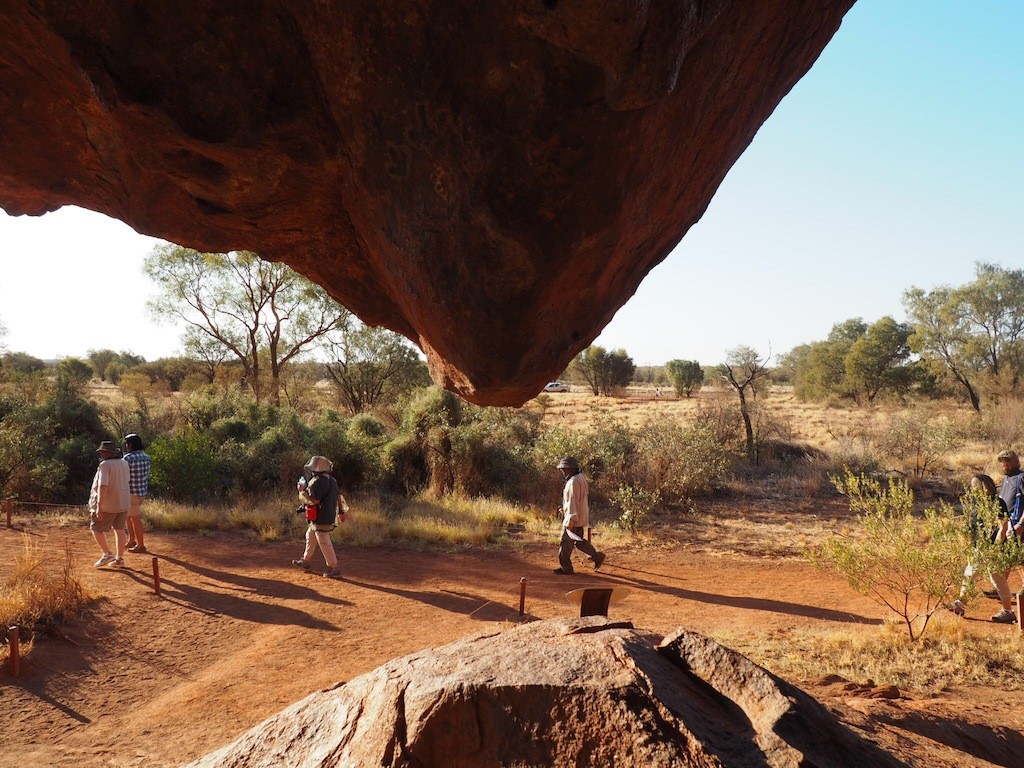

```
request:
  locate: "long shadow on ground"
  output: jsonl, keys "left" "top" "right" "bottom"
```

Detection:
{"left": 343, "top": 577, "right": 532, "bottom": 622}
{"left": 116, "top": 558, "right": 347, "bottom": 631}
{"left": 604, "top": 565, "right": 881, "bottom": 626}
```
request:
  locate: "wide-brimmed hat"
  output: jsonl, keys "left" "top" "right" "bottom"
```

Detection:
{"left": 556, "top": 456, "right": 580, "bottom": 470}
{"left": 96, "top": 440, "right": 121, "bottom": 456}
{"left": 304, "top": 455, "right": 333, "bottom": 473}
{"left": 997, "top": 449, "right": 1019, "bottom": 462}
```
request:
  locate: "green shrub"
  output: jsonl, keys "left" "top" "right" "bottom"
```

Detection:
{"left": 403, "top": 386, "right": 463, "bottom": 436}
{"left": 613, "top": 484, "right": 660, "bottom": 531}
{"left": 383, "top": 435, "right": 428, "bottom": 495}
{"left": 348, "top": 413, "right": 387, "bottom": 439}
{"left": 815, "top": 472, "right": 968, "bottom": 641}
{"left": 149, "top": 432, "right": 218, "bottom": 502}
{"left": 209, "top": 416, "right": 251, "bottom": 443}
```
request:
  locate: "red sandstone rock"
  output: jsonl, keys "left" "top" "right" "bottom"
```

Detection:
{"left": 0, "top": 1, "right": 855, "bottom": 405}
{"left": 184, "top": 618, "right": 906, "bottom": 768}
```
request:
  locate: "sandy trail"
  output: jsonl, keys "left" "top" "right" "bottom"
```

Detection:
{"left": 1, "top": 522, "right": 1022, "bottom": 768}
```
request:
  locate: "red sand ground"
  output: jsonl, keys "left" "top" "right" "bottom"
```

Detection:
{"left": 2, "top": 521, "right": 1023, "bottom": 768}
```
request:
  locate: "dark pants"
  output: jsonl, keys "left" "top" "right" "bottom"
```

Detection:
{"left": 559, "top": 526, "right": 600, "bottom": 572}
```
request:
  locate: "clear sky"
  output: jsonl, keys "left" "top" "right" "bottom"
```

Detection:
{"left": 1, "top": 1, "right": 1021, "bottom": 365}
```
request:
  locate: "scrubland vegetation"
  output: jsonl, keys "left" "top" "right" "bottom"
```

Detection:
{"left": 2, "top": 257, "right": 1024, "bottom": 671}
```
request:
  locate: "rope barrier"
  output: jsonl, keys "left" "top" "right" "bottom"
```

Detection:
{"left": 10, "top": 500, "right": 84, "bottom": 508}
{"left": 466, "top": 578, "right": 527, "bottom": 619}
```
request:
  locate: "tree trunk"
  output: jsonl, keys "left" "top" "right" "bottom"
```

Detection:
{"left": 737, "top": 388, "right": 755, "bottom": 463}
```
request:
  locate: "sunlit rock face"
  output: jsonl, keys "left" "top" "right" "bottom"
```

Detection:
{"left": 0, "top": 1, "right": 854, "bottom": 405}
{"left": 184, "top": 619, "right": 906, "bottom": 768}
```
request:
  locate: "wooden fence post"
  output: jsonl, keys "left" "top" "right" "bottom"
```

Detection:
{"left": 8, "top": 626, "right": 19, "bottom": 677}
{"left": 152, "top": 556, "right": 161, "bottom": 597}
{"left": 4, "top": 498, "right": 12, "bottom": 528}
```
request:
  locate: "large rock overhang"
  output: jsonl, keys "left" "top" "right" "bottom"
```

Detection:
{"left": 0, "top": 1, "right": 856, "bottom": 405}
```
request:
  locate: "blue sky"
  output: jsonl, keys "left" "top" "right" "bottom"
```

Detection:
{"left": 1, "top": 1, "right": 1021, "bottom": 365}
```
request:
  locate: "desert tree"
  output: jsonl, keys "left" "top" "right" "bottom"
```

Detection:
{"left": 785, "top": 318, "right": 866, "bottom": 401}
{"left": 904, "top": 263, "right": 1024, "bottom": 410}
{"left": 144, "top": 245, "right": 348, "bottom": 405}
{"left": 324, "top": 322, "right": 428, "bottom": 413}
{"left": 665, "top": 359, "right": 704, "bottom": 398}
{"left": 571, "top": 346, "right": 635, "bottom": 396}
{"left": 718, "top": 345, "right": 771, "bottom": 463}
{"left": 843, "top": 316, "right": 917, "bottom": 403}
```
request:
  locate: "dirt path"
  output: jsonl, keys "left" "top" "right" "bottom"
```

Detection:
{"left": 2, "top": 522, "right": 1022, "bottom": 767}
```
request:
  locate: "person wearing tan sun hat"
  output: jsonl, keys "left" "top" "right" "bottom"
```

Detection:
{"left": 291, "top": 456, "right": 347, "bottom": 579}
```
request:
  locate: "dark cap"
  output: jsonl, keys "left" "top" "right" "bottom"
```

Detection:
{"left": 556, "top": 456, "right": 580, "bottom": 470}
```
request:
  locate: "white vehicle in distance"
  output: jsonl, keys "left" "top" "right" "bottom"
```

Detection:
{"left": 543, "top": 381, "right": 570, "bottom": 393}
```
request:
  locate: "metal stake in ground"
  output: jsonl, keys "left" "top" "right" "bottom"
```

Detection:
{"left": 152, "top": 556, "right": 161, "bottom": 597}
{"left": 519, "top": 577, "right": 527, "bottom": 616}
{"left": 8, "top": 626, "right": 19, "bottom": 677}
{"left": 586, "top": 527, "right": 592, "bottom": 542}
{"left": 1017, "top": 591, "right": 1022, "bottom": 633}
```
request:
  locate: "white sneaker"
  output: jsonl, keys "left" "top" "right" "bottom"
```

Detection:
{"left": 110, "top": 557, "right": 126, "bottom": 568}
{"left": 94, "top": 553, "right": 116, "bottom": 568}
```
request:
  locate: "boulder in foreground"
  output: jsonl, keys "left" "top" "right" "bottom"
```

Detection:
{"left": 184, "top": 617, "right": 907, "bottom": 767}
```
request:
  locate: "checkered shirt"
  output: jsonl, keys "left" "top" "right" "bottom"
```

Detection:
{"left": 124, "top": 450, "right": 151, "bottom": 496}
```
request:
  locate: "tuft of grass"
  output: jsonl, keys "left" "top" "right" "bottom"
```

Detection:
{"left": 719, "top": 618, "right": 1024, "bottom": 692}
{"left": 0, "top": 537, "right": 92, "bottom": 658}
{"left": 334, "top": 493, "right": 539, "bottom": 551}
{"left": 143, "top": 499, "right": 222, "bottom": 532}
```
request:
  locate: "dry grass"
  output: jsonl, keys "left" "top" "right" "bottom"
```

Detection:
{"left": 334, "top": 494, "right": 540, "bottom": 550}
{"left": 718, "top": 617, "right": 1024, "bottom": 692}
{"left": 0, "top": 537, "right": 93, "bottom": 659}
{"left": 141, "top": 493, "right": 549, "bottom": 551}
{"left": 539, "top": 388, "right": 1013, "bottom": 479}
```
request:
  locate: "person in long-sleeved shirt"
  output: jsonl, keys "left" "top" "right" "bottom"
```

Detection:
{"left": 552, "top": 456, "right": 605, "bottom": 575}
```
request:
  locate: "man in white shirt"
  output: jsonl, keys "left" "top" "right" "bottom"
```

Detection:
{"left": 89, "top": 441, "right": 131, "bottom": 568}
{"left": 553, "top": 456, "right": 606, "bottom": 575}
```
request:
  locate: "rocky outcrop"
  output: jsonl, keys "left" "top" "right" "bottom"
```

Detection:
{"left": 0, "top": 2, "right": 855, "bottom": 404}
{"left": 184, "top": 618, "right": 906, "bottom": 767}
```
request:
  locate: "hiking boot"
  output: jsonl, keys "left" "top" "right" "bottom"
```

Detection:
{"left": 110, "top": 557, "right": 126, "bottom": 568}
{"left": 593, "top": 553, "right": 606, "bottom": 571}
{"left": 322, "top": 567, "right": 342, "bottom": 579}
{"left": 552, "top": 567, "right": 574, "bottom": 575}
{"left": 991, "top": 609, "right": 1017, "bottom": 624}
{"left": 291, "top": 559, "right": 311, "bottom": 570}
{"left": 94, "top": 553, "right": 116, "bottom": 568}
{"left": 948, "top": 599, "right": 966, "bottom": 617}
{"left": 125, "top": 540, "right": 138, "bottom": 550}
{"left": 127, "top": 544, "right": 147, "bottom": 554}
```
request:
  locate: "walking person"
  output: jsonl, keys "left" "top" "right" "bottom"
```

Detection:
{"left": 291, "top": 455, "right": 348, "bottom": 579}
{"left": 122, "top": 433, "right": 151, "bottom": 553}
{"left": 552, "top": 456, "right": 606, "bottom": 575}
{"left": 89, "top": 440, "right": 131, "bottom": 568}
{"left": 990, "top": 449, "right": 1024, "bottom": 624}
{"left": 949, "top": 474, "right": 1004, "bottom": 616}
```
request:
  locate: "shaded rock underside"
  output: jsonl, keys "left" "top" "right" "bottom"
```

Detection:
{"left": 0, "top": 1, "right": 855, "bottom": 404}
